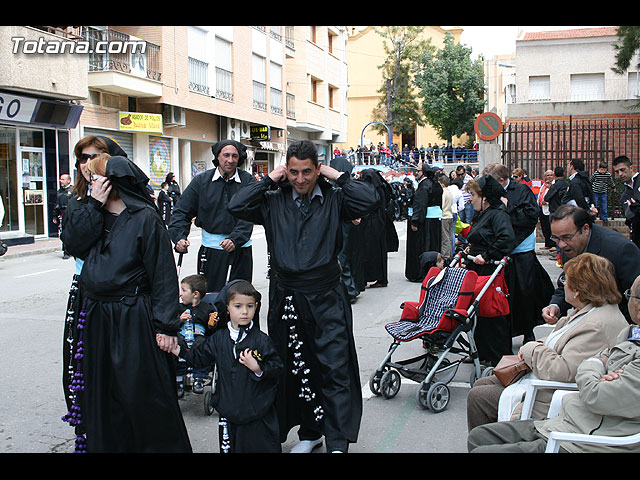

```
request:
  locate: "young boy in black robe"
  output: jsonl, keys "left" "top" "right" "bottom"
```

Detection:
{"left": 169, "top": 280, "right": 283, "bottom": 453}
{"left": 176, "top": 274, "right": 217, "bottom": 396}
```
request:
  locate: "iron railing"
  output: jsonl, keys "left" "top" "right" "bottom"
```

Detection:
{"left": 84, "top": 26, "right": 161, "bottom": 82}
{"left": 501, "top": 116, "right": 640, "bottom": 179}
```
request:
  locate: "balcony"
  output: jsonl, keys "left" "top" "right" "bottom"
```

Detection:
{"left": 84, "top": 27, "right": 162, "bottom": 98}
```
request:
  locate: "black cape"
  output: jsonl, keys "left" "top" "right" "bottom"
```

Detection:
{"left": 360, "top": 169, "right": 394, "bottom": 284}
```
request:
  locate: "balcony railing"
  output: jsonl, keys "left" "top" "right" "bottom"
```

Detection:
{"left": 216, "top": 68, "right": 233, "bottom": 102}
{"left": 270, "top": 88, "right": 282, "bottom": 115}
{"left": 253, "top": 81, "right": 266, "bottom": 111}
{"left": 286, "top": 93, "right": 296, "bottom": 120}
{"left": 188, "top": 57, "right": 209, "bottom": 95}
{"left": 83, "top": 26, "right": 161, "bottom": 82}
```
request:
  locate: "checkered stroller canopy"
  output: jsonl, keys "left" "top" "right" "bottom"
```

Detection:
{"left": 385, "top": 266, "right": 473, "bottom": 342}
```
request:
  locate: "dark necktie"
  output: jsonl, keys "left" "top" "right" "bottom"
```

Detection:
{"left": 300, "top": 196, "right": 311, "bottom": 216}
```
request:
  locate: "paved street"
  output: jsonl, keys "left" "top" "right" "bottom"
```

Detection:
{"left": 0, "top": 220, "right": 561, "bottom": 453}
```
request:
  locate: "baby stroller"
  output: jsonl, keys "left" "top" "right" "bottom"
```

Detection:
{"left": 369, "top": 251, "right": 510, "bottom": 412}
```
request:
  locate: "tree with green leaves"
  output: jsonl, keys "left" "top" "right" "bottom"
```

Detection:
{"left": 372, "top": 26, "right": 434, "bottom": 139}
{"left": 612, "top": 26, "right": 640, "bottom": 108}
{"left": 413, "top": 32, "right": 485, "bottom": 144}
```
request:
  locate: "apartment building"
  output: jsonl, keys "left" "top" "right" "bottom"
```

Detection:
{"left": 0, "top": 26, "right": 86, "bottom": 242}
{"left": 502, "top": 26, "right": 640, "bottom": 175}
{"left": 0, "top": 25, "right": 349, "bottom": 242}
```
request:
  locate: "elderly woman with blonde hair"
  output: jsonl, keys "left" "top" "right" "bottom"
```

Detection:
{"left": 467, "top": 252, "right": 628, "bottom": 431}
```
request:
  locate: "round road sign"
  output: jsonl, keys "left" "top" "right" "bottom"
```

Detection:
{"left": 474, "top": 112, "right": 503, "bottom": 141}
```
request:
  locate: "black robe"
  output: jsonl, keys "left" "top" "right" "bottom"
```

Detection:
{"left": 168, "top": 168, "right": 255, "bottom": 292}
{"left": 228, "top": 173, "right": 378, "bottom": 452}
{"left": 465, "top": 204, "right": 517, "bottom": 364}
{"left": 503, "top": 180, "right": 554, "bottom": 339}
{"left": 360, "top": 169, "right": 393, "bottom": 285}
{"left": 157, "top": 189, "right": 172, "bottom": 226}
{"left": 178, "top": 296, "right": 282, "bottom": 453}
{"left": 65, "top": 157, "right": 191, "bottom": 453}
{"left": 406, "top": 176, "right": 442, "bottom": 282}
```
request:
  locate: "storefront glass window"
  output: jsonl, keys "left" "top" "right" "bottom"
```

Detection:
{"left": 0, "top": 126, "right": 18, "bottom": 232}
{"left": 19, "top": 129, "right": 44, "bottom": 148}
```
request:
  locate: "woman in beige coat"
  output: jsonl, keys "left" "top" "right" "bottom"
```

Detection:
{"left": 466, "top": 253, "right": 627, "bottom": 431}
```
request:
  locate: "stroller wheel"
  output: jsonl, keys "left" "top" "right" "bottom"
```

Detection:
{"left": 380, "top": 370, "right": 401, "bottom": 399}
{"left": 416, "top": 382, "right": 450, "bottom": 412}
{"left": 368, "top": 370, "right": 383, "bottom": 396}
{"left": 204, "top": 390, "right": 214, "bottom": 416}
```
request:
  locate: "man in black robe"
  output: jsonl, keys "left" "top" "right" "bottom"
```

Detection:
{"left": 168, "top": 140, "right": 255, "bottom": 293}
{"left": 484, "top": 163, "right": 553, "bottom": 343}
{"left": 228, "top": 140, "right": 378, "bottom": 453}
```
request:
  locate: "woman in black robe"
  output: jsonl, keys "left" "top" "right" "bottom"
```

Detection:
{"left": 463, "top": 174, "right": 516, "bottom": 365}
{"left": 60, "top": 135, "right": 129, "bottom": 449}
{"left": 63, "top": 153, "right": 191, "bottom": 453}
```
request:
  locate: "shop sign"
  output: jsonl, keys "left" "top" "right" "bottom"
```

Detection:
{"left": 119, "top": 111, "right": 163, "bottom": 133}
{"left": 0, "top": 92, "right": 39, "bottom": 124}
{"left": 250, "top": 125, "right": 270, "bottom": 141}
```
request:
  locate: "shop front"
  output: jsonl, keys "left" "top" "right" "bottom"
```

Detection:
{"left": 0, "top": 91, "right": 81, "bottom": 243}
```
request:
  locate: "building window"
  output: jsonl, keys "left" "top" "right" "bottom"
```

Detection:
{"left": 216, "top": 36, "right": 233, "bottom": 101}
{"left": 253, "top": 54, "right": 266, "bottom": 110}
{"left": 310, "top": 26, "right": 317, "bottom": 44}
{"left": 311, "top": 77, "right": 319, "bottom": 103}
{"left": 570, "top": 73, "right": 604, "bottom": 101}
{"left": 628, "top": 71, "right": 640, "bottom": 99}
{"left": 328, "top": 85, "right": 336, "bottom": 109}
{"left": 528, "top": 75, "right": 550, "bottom": 102}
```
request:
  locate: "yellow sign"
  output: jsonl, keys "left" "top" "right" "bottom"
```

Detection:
{"left": 118, "top": 111, "right": 163, "bottom": 133}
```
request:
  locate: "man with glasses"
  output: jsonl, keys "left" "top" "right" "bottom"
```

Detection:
{"left": 542, "top": 204, "right": 640, "bottom": 324}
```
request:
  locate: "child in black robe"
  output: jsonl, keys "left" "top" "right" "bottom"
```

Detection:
{"left": 169, "top": 279, "right": 283, "bottom": 453}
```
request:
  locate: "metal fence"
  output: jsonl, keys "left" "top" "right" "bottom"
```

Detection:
{"left": 501, "top": 116, "right": 640, "bottom": 179}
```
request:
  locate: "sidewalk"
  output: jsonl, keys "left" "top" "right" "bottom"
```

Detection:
{"left": 0, "top": 237, "right": 63, "bottom": 260}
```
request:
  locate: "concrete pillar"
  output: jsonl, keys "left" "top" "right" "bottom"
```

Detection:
{"left": 478, "top": 141, "right": 501, "bottom": 173}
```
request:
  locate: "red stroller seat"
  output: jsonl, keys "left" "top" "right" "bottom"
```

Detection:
{"left": 385, "top": 266, "right": 478, "bottom": 341}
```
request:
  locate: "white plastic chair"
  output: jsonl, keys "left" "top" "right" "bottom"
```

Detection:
{"left": 519, "top": 379, "right": 577, "bottom": 420}
{"left": 542, "top": 383, "right": 640, "bottom": 453}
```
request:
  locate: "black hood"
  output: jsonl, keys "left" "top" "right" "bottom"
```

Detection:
{"left": 476, "top": 174, "right": 505, "bottom": 207}
{"left": 330, "top": 156, "right": 353, "bottom": 175}
{"left": 212, "top": 279, "right": 262, "bottom": 326}
{"left": 211, "top": 140, "right": 247, "bottom": 168}
{"left": 105, "top": 155, "right": 158, "bottom": 214}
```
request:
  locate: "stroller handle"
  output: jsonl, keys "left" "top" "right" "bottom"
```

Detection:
{"left": 449, "top": 251, "right": 510, "bottom": 268}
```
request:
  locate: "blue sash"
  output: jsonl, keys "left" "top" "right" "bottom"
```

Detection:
{"left": 202, "top": 230, "right": 252, "bottom": 249}
{"left": 511, "top": 230, "right": 536, "bottom": 254}
{"left": 426, "top": 206, "right": 442, "bottom": 219}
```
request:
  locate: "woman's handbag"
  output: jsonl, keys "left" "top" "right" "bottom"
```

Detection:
{"left": 493, "top": 355, "right": 531, "bottom": 386}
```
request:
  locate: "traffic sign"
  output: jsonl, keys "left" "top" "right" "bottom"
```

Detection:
{"left": 474, "top": 112, "right": 503, "bottom": 141}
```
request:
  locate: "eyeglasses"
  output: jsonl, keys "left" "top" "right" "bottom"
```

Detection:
{"left": 624, "top": 289, "right": 640, "bottom": 301}
{"left": 77, "top": 153, "right": 99, "bottom": 164}
{"left": 550, "top": 228, "right": 582, "bottom": 244}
